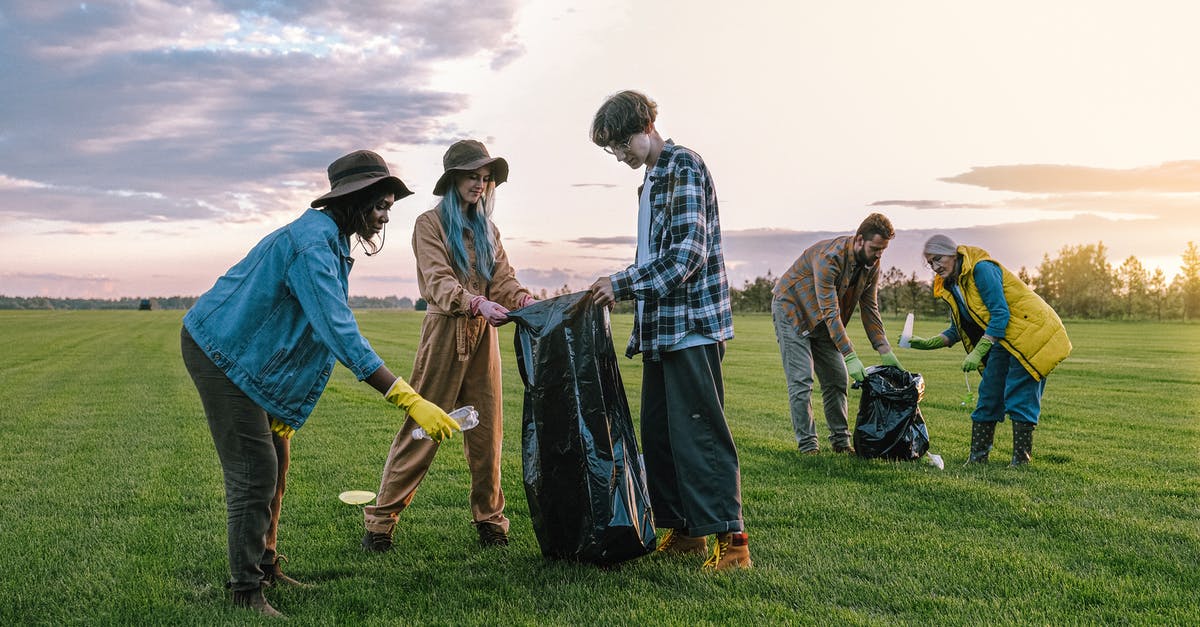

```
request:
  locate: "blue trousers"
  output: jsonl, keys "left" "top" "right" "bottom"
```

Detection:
{"left": 971, "top": 345, "right": 1047, "bottom": 425}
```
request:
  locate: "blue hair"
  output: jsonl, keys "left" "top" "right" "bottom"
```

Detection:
{"left": 438, "top": 186, "right": 496, "bottom": 281}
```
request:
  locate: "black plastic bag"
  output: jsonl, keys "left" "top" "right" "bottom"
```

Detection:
{"left": 507, "top": 291, "right": 656, "bottom": 565}
{"left": 852, "top": 365, "right": 930, "bottom": 460}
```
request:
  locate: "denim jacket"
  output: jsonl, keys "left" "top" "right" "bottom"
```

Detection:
{"left": 183, "top": 209, "right": 384, "bottom": 430}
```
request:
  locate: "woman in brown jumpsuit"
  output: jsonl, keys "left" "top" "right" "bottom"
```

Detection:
{"left": 363, "top": 140, "right": 533, "bottom": 549}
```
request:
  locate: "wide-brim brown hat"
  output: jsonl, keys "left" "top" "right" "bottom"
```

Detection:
{"left": 311, "top": 150, "right": 414, "bottom": 208}
{"left": 432, "top": 140, "right": 509, "bottom": 196}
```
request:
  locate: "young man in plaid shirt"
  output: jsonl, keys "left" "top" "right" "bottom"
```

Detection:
{"left": 588, "top": 90, "right": 750, "bottom": 571}
{"left": 771, "top": 213, "right": 904, "bottom": 454}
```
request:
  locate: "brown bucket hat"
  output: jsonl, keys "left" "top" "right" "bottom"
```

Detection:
{"left": 310, "top": 150, "right": 414, "bottom": 208}
{"left": 432, "top": 140, "right": 510, "bottom": 196}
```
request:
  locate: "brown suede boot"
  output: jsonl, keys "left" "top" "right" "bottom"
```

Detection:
{"left": 655, "top": 528, "right": 708, "bottom": 556}
{"left": 261, "top": 554, "right": 311, "bottom": 588}
{"left": 232, "top": 586, "right": 284, "bottom": 618}
{"left": 701, "top": 532, "right": 752, "bottom": 571}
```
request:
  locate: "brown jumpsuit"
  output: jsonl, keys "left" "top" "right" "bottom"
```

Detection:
{"left": 364, "top": 208, "right": 530, "bottom": 534}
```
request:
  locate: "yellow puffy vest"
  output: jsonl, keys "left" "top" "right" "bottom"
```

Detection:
{"left": 932, "top": 246, "right": 1072, "bottom": 380}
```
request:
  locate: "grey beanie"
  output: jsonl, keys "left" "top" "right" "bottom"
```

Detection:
{"left": 923, "top": 234, "right": 958, "bottom": 256}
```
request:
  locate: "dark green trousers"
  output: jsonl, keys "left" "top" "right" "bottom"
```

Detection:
{"left": 181, "top": 328, "right": 288, "bottom": 591}
{"left": 640, "top": 342, "right": 744, "bottom": 537}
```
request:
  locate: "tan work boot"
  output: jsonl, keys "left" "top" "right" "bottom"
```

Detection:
{"left": 655, "top": 528, "right": 708, "bottom": 556}
{"left": 702, "top": 532, "right": 752, "bottom": 571}
{"left": 232, "top": 586, "right": 284, "bottom": 618}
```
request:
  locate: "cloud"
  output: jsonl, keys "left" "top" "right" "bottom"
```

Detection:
{"left": 870, "top": 199, "right": 993, "bottom": 210}
{"left": 1, "top": 271, "right": 111, "bottom": 283}
{"left": 569, "top": 236, "right": 636, "bottom": 247}
{"left": 940, "top": 161, "right": 1200, "bottom": 194}
{"left": 39, "top": 226, "right": 119, "bottom": 236}
{"left": 570, "top": 183, "right": 620, "bottom": 188}
{"left": 352, "top": 274, "right": 411, "bottom": 283}
{"left": 0, "top": 1, "right": 524, "bottom": 224}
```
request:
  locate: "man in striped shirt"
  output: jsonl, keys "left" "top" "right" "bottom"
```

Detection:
{"left": 771, "top": 213, "right": 904, "bottom": 454}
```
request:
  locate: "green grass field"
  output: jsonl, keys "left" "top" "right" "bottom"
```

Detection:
{"left": 0, "top": 310, "right": 1197, "bottom": 625}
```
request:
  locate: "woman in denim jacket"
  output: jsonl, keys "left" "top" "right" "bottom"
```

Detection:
{"left": 181, "top": 150, "right": 461, "bottom": 618}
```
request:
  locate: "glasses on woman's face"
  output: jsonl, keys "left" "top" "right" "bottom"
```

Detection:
{"left": 603, "top": 137, "right": 633, "bottom": 156}
{"left": 926, "top": 254, "right": 947, "bottom": 270}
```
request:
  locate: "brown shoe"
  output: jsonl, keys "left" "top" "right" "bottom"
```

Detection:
{"left": 701, "top": 532, "right": 753, "bottom": 571}
{"left": 476, "top": 522, "right": 509, "bottom": 547}
{"left": 232, "top": 586, "right": 284, "bottom": 618}
{"left": 655, "top": 528, "right": 708, "bottom": 556}
{"left": 261, "top": 554, "right": 311, "bottom": 588}
{"left": 362, "top": 530, "right": 394, "bottom": 553}
{"left": 832, "top": 443, "right": 856, "bottom": 454}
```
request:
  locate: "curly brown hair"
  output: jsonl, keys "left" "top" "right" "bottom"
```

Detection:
{"left": 590, "top": 90, "right": 657, "bottom": 147}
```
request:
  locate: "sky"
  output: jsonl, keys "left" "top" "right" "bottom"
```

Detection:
{"left": 2, "top": 0, "right": 1199, "bottom": 300}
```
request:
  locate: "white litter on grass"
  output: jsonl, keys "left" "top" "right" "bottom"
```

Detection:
{"left": 926, "top": 453, "right": 945, "bottom": 470}
{"left": 899, "top": 312, "right": 915, "bottom": 348}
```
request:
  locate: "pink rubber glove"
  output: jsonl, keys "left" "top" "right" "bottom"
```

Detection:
{"left": 519, "top": 294, "right": 537, "bottom": 308}
{"left": 474, "top": 298, "right": 510, "bottom": 326}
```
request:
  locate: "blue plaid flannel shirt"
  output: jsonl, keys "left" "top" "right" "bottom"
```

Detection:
{"left": 610, "top": 141, "right": 734, "bottom": 361}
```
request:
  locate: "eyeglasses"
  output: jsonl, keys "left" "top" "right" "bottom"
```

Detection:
{"left": 602, "top": 138, "right": 633, "bottom": 156}
{"left": 926, "top": 254, "right": 947, "bottom": 269}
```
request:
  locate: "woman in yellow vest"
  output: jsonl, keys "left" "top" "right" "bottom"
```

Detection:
{"left": 906, "top": 235, "right": 1071, "bottom": 466}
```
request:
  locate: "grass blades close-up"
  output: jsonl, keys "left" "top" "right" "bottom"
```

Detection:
{"left": 0, "top": 310, "right": 1197, "bottom": 625}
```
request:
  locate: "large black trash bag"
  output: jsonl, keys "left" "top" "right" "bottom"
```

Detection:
{"left": 852, "top": 365, "right": 930, "bottom": 460}
{"left": 507, "top": 291, "right": 656, "bottom": 565}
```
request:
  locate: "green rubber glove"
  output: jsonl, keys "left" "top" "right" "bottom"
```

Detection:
{"left": 880, "top": 350, "right": 903, "bottom": 370}
{"left": 962, "top": 338, "right": 994, "bottom": 372}
{"left": 844, "top": 352, "right": 866, "bottom": 383}
{"left": 907, "top": 335, "right": 946, "bottom": 350}
{"left": 385, "top": 379, "right": 461, "bottom": 442}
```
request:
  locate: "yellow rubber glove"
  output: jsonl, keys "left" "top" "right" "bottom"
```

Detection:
{"left": 962, "top": 337, "right": 994, "bottom": 372}
{"left": 879, "top": 350, "right": 903, "bottom": 370}
{"left": 844, "top": 352, "right": 866, "bottom": 383}
{"left": 385, "top": 379, "right": 460, "bottom": 442}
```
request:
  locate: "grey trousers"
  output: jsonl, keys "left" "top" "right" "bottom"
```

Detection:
{"left": 771, "top": 298, "right": 850, "bottom": 451}
{"left": 181, "top": 328, "right": 289, "bottom": 591}
{"left": 640, "top": 342, "right": 744, "bottom": 537}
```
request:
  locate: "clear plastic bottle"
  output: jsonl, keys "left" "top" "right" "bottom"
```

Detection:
{"left": 411, "top": 405, "right": 479, "bottom": 440}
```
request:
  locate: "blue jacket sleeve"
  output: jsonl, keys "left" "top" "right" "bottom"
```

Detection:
{"left": 973, "top": 261, "right": 1009, "bottom": 339}
{"left": 286, "top": 245, "right": 384, "bottom": 380}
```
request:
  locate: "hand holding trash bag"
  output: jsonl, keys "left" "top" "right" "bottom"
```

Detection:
{"left": 962, "top": 337, "right": 994, "bottom": 372}
{"left": 844, "top": 352, "right": 866, "bottom": 382}
{"left": 907, "top": 335, "right": 946, "bottom": 350}
{"left": 471, "top": 295, "right": 511, "bottom": 326}
{"left": 879, "top": 350, "right": 904, "bottom": 370}
{"left": 385, "top": 379, "right": 460, "bottom": 442}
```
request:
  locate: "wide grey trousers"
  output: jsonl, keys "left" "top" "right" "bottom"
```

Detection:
{"left": 771, "top": 298, "right": 851, "bottom": 451}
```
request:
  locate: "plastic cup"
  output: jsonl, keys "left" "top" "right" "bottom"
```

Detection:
{"left": 412, "top": 405, "right": 479, "bottom": 440}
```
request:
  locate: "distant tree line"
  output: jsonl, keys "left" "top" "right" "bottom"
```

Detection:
{"left": 727, "top": 241, "right": 1200, "bottom": 321}
{"left": 0, "top": 294, "right": 416, "bottom": 310}
{"left": 6, "top": 241, "right": 1197, "bottom": 319}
